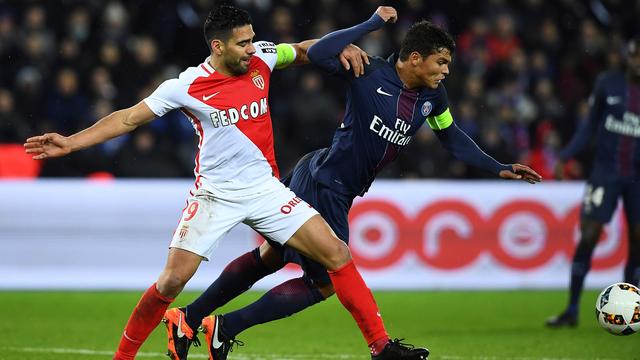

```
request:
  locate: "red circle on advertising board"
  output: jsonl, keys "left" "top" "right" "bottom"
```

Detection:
{"left": 487, "top": 201, "right": 560, "bottom": 269}
{"left": 413, "top": 200, "right": 485, "bottom": 269}
{"left": 348, "top": 200, "right": 409, "bottom": 269}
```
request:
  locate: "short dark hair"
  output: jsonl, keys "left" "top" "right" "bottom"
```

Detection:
{"left": 203, "top": 5, "right": 252, "bottom": 50}
{"left": 399, "top": 21, "right": 456, "bottom": 61}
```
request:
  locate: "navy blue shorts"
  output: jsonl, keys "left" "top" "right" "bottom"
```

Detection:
{"left": 270, "top": 150, "right": 353, "bottom": 285}
{"left": 581, "top": 175, "right": 640, "bottom": 224}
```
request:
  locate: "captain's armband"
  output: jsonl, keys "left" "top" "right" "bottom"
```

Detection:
{"left": 426, "top": 108, "right": 453, "bottom": 130}
{"left": 275, "top": 43, "right": 297, "bottom": 69}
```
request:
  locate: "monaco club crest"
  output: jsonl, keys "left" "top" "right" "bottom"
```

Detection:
{"left": 251, "top": 70, "right": 265, "bottom": 90}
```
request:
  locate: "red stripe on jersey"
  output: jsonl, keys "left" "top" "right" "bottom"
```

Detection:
{"left": 200, "top": 64, "right": 212, "bottom": 75}
{"left": 187, "top": 56, "right": 280, "bottom": 178}
{"left": 181, "top": 107, "right": 204, "bottom": 189}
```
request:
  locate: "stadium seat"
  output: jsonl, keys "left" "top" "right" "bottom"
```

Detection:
{"left": 0, "top": 144, "right": 41, "bottom": 178}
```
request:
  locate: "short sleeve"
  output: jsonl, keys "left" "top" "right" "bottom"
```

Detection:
{"left": 143, "top": 78, "right": 183, "bottom": 117}
{"left": 253, "top": 41, "right": 282, "bottom": 71}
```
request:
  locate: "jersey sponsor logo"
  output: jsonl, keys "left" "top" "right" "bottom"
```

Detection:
{"left": 369, "top": 115, "right": 412, "bottom": 146}
{"left": 202, "top": 92, "right": 220, "bottom": 101}
{"left": 251, "top": 70, "right": 265, "bottom": 90}
{"left": 376, "top": 87, "right": 393, "bottom": 97}
{"left": 261, "top": 48, "right": 277, "bottom": 54}
{"left": 421, "top": 101, "right": 433, "bottom": 116}
{"left": 209, "top": 97, "right": 268, "bottom": 128}
{"left": 604, "top": 111, "right": 640, "bottom": 137}
{"left": 280, "top": 196, "right": 304, "bottom": 214}
{"left": 258, "top": 42, "right": 275, "bottom": 48}
{"left": 606, "top": 96, "right": 622, "bottom": 105}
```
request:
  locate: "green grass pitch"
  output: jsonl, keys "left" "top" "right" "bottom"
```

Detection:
{"left": 1, "top": 290, "right": 638, "bottom": 359}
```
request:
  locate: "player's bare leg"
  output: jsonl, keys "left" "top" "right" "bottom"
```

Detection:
{"left": 114, "top": 248, "right": 202, "bottom": 360}
{"left": 546, "top": 219, "right": 603, "bottom": 328}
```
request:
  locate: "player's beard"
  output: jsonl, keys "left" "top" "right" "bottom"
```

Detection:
{"left": 226, "top": 56, "right": 251, "bottom": 75}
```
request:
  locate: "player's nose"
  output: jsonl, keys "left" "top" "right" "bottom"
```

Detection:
{"left": 247, "top": 43, "right": 256, "bottom": 55}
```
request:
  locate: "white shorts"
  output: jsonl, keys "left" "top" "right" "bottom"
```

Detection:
{"left": 170, "top": 177, "right": 318, "bottom": 260}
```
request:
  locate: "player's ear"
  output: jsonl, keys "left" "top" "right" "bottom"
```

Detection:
{"left": 409, "top": 51, "right": 422, "bottom": 66}
{"left": 211, "top": 39, "right": 224, "bottom": 56}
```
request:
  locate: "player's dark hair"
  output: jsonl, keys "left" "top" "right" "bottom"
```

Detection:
{"left": 399, "top": 21, "right": 456, "bottom": 61}
{"left": 203, "top": 5, "right": 252, "bottom": 50}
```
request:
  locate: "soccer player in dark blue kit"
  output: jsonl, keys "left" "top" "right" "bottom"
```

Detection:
{"left": 165, "top": 7, "right": 541, "bottom": 360}
{"left": 546, "top": 37, "right": 640, "bottom": 328}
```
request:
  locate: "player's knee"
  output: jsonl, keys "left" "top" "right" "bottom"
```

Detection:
{"left": 580, "top": 219, "right": 603, "bottom": 248}
{"left": 156, "top": 271, "right": 189, "bottom": 298}
{"left": 322, "top": 240, "right": 352, "bottom": 270}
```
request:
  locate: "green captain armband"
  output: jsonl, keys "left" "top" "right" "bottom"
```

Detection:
{"left": 275, "top": 43, "right": 297, "bottom": 69}
{"left": 426, "top": 108, "right": 453, "bottom": 130}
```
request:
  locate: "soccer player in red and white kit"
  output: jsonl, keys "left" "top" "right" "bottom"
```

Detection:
{"left": 24, "top": 5, "right": 427, "bottom": 360}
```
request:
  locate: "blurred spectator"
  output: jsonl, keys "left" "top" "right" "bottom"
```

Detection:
{"left": 0, "top": 89, "right": 28, "bottom": 143}
{"left": 114, "top": 128, "right": 187, "bottom": 177}
{"left": 0, "top": 0, "right": 635, "bottom": 179}
{"left": 45, "top": 68, "right": 91, "bottom": 134}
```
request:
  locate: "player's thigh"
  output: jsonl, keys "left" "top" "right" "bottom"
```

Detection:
{"left": 171, "top": 189, "right": 245, "bottom": 261}
{"left": 245, "top": 177, "right": 320, "bottom": 246}
{"left": 580, "top": 178, "right": 622, "bottom": 223}
{"left": 286, "top": 215, "right": 350, "bottom": 270}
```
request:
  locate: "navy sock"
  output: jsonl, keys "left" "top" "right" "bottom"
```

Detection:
{"left": 185, "top": 248, "right": 274, "bottom": 331}
{"left": 221, "top": 277, "right": 326, "bottom": 338}
{"left": 567, "top": 246, "right": 594, "bottom": 313}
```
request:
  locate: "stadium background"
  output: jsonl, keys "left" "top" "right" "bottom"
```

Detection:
{"left": 1, "top": 0, "right": 638, "bottom": 289}
{"left": 2, "top": 1, "right": 640, "bottom": 359}
{"left": 2, "top": 0, "right": 639, "bottom": 179}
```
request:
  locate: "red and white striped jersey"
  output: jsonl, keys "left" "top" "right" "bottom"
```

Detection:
{"left": 143, "top": 41, "right": 293, "bottom": 195}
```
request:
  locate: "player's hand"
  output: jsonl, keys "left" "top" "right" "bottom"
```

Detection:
{"left": 24, "top": 133, "right": 73, "bottom": 160}
{"left": 554, "top": 161, "right": 565, "bottom": 180}
{"left": 339, "top": 44, "right": 369, "bottom": 78}
{"left": 499, "top": 163, "right": 542, "bottom": 184}
{"left": 375, "top": 6, "right": 397, "bottom": 23}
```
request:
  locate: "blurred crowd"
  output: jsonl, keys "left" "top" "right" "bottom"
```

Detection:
{"left": 1, "top": 0, "right": 639, "bottom": 179}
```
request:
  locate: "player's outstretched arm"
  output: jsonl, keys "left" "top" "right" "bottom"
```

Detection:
{"left": 24, "top": 101, "right": 155, "bottom": 160}
{"left": 434, "top": 121, "right": 541, "bottom": 183}
{"left": 286, "top": 40, "right": 369, "bottom": 77}
{"left": 307, "top": 6, "right": 396, "bottom": 73}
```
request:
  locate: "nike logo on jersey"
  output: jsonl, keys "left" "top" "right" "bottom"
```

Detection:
{"left": 376, "top": 87, "right": 393, "bottom": 97}
{"left": 606, "top": 96, "right": 622, "bottom": 105}
{"left": 203, "top": 92, "right": 220, "bottom": 101}
{"left": 176, "top": 312, "right": 186, "bottom": 338}
{"left": 212, "top": 317, "right": 223, "bottom": 349}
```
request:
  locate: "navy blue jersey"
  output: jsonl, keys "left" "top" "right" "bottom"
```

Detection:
{"left": 309, "top": 54, "right": 450, "bottom": 196}
{"left": 306, "top": 13, "right": 508, "bottom": 197}
{"left": 560, "top": 71, "right": 640, "bottom": 180}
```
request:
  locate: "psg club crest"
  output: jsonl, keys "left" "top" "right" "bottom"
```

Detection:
{"left": 421, "top": 101, "right": 433, "bottom": 116}
{"left": 251, "top": 70, "right": 265, "bottom": 90}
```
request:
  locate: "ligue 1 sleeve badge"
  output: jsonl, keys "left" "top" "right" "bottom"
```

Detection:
{"left": 421, "top": 101, "right": 433, "bottom": 116}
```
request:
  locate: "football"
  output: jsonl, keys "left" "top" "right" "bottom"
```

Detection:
{"left": 595, "top": 282, "right": 640, "bottom": 335}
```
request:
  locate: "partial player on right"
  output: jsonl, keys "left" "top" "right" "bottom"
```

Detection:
{"left": 546, "top": 37, "right": 640, "bottom": 328}
{"left": 165, "top": 6, "right": 541, "bottom": 360}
